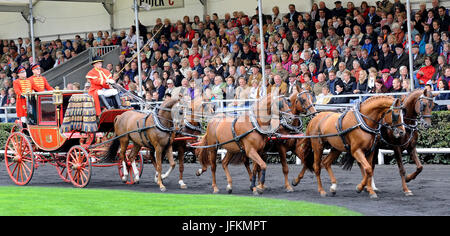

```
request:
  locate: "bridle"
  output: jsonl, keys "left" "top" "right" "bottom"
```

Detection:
{"left": 296, "top": 91, "right": 317, "bottom": 116}
{"left": 415, "top": 95, "right": 434, "bottom": 125}
{"left": 356, "top": 98, "right": 405, "bottom": 135}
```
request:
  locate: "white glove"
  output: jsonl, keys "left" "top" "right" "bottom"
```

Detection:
{"left": 107, "top": 79, "right": 116, "bottom": 85}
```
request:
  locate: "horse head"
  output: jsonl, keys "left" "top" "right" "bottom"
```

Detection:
{"left": 292, "top": 86, "right": 317, "bottom": 116}
{"left": 415, "top": 89, "right": 434, "bottom": 129}
{"left": 253, "top": 94, "right": 291, "bottom": 126}
{"left": 158, "top": 98, "right": 181, "bottom": 130}
{"left": 384, "top": 97, "right": 407, "bottom": 139}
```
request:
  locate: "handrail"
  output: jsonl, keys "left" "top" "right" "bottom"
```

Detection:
{"left": 0, "top": 106, "right": 18, "bottom": 124}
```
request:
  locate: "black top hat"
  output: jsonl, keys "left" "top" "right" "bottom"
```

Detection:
{"left": 91, "top": 56, "right": 104, "bottom": 64}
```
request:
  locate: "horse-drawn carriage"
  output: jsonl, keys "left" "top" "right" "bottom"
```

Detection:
{"left": 3, "top": 88, "right": 144, "bottom": 188}
{"left": 3, "top": 85, "right": 435, "bottom": 198}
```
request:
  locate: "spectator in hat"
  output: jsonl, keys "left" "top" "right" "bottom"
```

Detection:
{"left": 381, "top": 69, "right": 394, "bottom": 91}
{"left": 390, "top": 44, "right": 409, "bottom": 76}
{"left": 332, "top": 1, "right": 347, "bottom": 19}
{"left": 38, "top": 51, "right": 55, "bottom": 72}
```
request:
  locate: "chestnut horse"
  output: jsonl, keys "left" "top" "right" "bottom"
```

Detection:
{"left": 171, "top": 97, "right": 210, "bottom": 189}
{"left": 257, "top": 87, "right": 317, "bottom": 192}
{"left": 195, "top": 94, "right": 291, "bottom": 195}
{"left": 369, "top": 89, "right": 434, "bottom": 196}
{"left": 104, "top": 99, "right": 180, "bottom": 192}
{"left": 293, "top": 96, "right": 406, "bottom": 198}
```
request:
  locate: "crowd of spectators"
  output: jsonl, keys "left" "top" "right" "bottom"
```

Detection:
{"left": 1, "top": 0, "right": 450, "bottom": 118}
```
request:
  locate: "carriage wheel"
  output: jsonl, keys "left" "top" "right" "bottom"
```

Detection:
{"left": 118, "top": 147, "right": 144, "bottom": 185}
{"left": 4, "top": 132, "right": 35, "bottom": 186}
{"left": 66, "top": 146, "right": 91, "bottom": 188}
{"left": 55, "top": 159, "right": 71, "bottom": 183}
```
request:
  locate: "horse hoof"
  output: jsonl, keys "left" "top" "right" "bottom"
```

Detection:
{"left": 160, "top": 186, "right": 167, "bottom": 192}
{"left": 213, "top": 189, "right": 220, "bottom": 194}
{"left": 356, "top": 185, "right": 363, "bottom": 193}
{"left": 292, "top": 179, "right": 299, "bottom": 187}
{"left": 122, "top": 176, "right": 128, "bottom": 183}
{"left": 404, "top": 191, "right": 414, "bottom": 197}
{"left": 179, "top": 180, "right": 187, "bottom": 189}
{"left": 253, "top": 190, "right": 260, "bottom": 196}
{"left": 320, "top": 192, "right": 327, "bottom": 197}
{"left": 370, "top": 193, "right": 378, "bottom": 199}
{"left": 330, "top": 191, "right": 336, "bottom": 197}
{"left": 196, "top": 169, "right": 204, "bottom": 177}
{"left": 256, "top": 187, "right": 264, "bottom": 195}
{"left": 285, "top": 187, "right": 294, "bottom": 193}
{"left": 226, "top": 185, "right": 232, "bottom": 194}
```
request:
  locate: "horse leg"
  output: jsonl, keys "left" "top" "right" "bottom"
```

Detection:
{"left": 161, "top": 144, "right": 176, "bottom": 181}
{"left": 129, "top": 144, "right": 142, "bottom": 183}
{"left": 292, "top": 145, "right": 307, "bottom": 187}
{"left": 246, "top": 148, "right": 267, "bottom": 195}
{"left": 312, "top": 144, "right": 327, "bottom": 197}
{"left": 243, "top": 157, "right": 254, "bottom": 191}
{"left": 322, "top": 149, "right": 341, "bottom": 196}
{"left": 371, "top": 148, "right": 380, "bottom": 192}
{"left": 119, "top": 139, "right": 129, "bottom": 183}
{"left": 393, "top": 147, "right": 414, "bottom": 196}
{"left": 279, "top": 145, "right": 294, "bottom": 193}
{"left": 177, "top": 145, "right": 187, "bottom": 189}
{"left": 406, "top": 147, "right": 423, "bottom": 183}
{"left": 222, "top": 152, "right": 233, "bottom": 194}
{"left": 209, "top": 149, "right": 219, "bottom": 194}
{"left": 154, "top": 146, "right": 166, "bottom": 192}
{"left": 353, "top": 149, "right": 377, "bottom": 198}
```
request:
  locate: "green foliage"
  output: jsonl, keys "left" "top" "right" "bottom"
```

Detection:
{"left": 417, "top": 111, "right": 450, "bottom": 164}
{"left": 0, "top": 123, "right": 13, "bottom": 151}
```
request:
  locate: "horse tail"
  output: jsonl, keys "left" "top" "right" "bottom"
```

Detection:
{"left": 301, "top": 138, "right": 315, "bottom": 172}
{"left": 195, "top": 135, "right": 210, "bottom": 167}
{"left": 228, "top": 152, "right": 246, "bottom": 165}
{"left": 340, "top": 152, "right": 355, "bottom": 171}
{"left": 103, "top": 138, "right": 120, "bottom": 162}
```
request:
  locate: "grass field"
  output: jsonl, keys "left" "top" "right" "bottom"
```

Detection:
{"left": 0, "top": 186, "right": 361, "bottom": 216}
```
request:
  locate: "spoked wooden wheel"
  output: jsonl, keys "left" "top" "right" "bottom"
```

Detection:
{"left": 55, "top": 160, "right": 71, "bottom": 183}
{"left": 118, "top": 147, "right": 144, "bottom": 185}
{"left": 4, "top": 132, "right": 35, "bottom": 186}
{"left": 66, "top": 145, "right": 91, "bottom": 188}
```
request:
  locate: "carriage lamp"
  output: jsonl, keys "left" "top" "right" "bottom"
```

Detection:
{"left": 53, "top": 87, "right": 63, "bottom": 106}
{"left": 53, "top": 87, "right": 63, "bottom": 126}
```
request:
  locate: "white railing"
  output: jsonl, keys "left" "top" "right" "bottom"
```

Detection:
{"left": 88, "top": 45, "right": 119, "bottom": 61}
{"left": 0, "top": 107, "right": 18, "bottom": 124}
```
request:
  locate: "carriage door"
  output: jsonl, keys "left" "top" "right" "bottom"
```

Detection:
{"left": 27, "top": 95, "right": 65, "bottom": 151}
{"left": 39, "top": 96, "right": 57, "bottom": 125}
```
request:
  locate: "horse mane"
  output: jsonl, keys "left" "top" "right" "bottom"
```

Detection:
{"left": 253, "top": 94, "right": 272, "bottom": 112}
{"left": 161, "top": 99, "right": 179, "bottom": 109}
{"left": 361, "top": 95, "right": 395, "bottom": 106}
{"left": 403, "top": 89, "right": 424, "bottom": 109}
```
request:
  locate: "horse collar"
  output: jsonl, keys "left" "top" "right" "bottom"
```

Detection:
{"left": 152, "top": 109, "right": 174, "bottom": 133}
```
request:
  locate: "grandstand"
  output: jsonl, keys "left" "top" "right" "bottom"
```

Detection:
{"left": 0, "top": 0, "right": 450, "bottom": 123}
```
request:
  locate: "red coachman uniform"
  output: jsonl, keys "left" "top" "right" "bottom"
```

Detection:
{"left": 13, "top": 67, "right": 32, "bottom": 118}
{"left": 86, "top": 66, "right": 113, "bottom": 116}
{"left": 29, "top": 64, "right": 54, "bottom": 92}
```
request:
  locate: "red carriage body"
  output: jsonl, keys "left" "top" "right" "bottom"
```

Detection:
{"left": 3, "top": 89, "right": 143, "bottom": 187}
